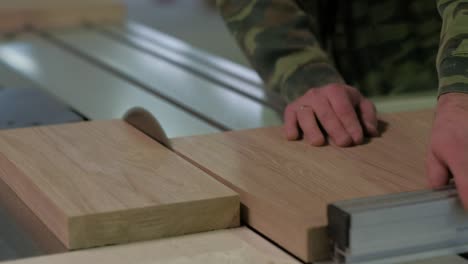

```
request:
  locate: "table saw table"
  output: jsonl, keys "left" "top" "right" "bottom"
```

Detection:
{"left": 0, "top": 13, "right": 455, "bottom": 264}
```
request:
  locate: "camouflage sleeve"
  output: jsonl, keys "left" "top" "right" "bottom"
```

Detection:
{"left": 216, "top": 0, "right": 344, "bottom": 102}
{"left": 437, "top": 0, "right": 468, "bottom": 95}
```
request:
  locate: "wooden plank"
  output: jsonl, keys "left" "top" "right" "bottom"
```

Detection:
{"left": 404, "top": 256, "right": 468, "bottom": 264}
{"left": 316, "top": 255, "right": 468, "bottom": 264}
{"left": 0, "top": 0, "right": 125, "bottom": 33}
{"left": 0, "top": 228, "right": 300, "bottom": 264}
{"left": 50, "top": 29, "right": 283, "bottom": 130}
{"left": 0, "top": 120, "right": 239, "bottom": 250}
{"left": 0, "top": 166, "right": 65, "bottom": 257}
{"left": 0, "top": 34, "right": 220, "bottom": 137}
{"left": 172, "top": 110, "right": 434, "bottom": 262}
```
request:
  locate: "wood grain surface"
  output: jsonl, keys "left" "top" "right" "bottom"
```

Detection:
{"left": 0, "top": 120, "right": 239, "bottom": 250}
{"left": 0, "top": 228, "right": 300, "bottom": 264}
{"left": 0, "top": 0, "right": 125, "bottom": 33}
{"left": 173, "top": 110, "right": 434, "bottom": 262}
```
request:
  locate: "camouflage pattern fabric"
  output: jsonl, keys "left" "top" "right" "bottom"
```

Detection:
{"left": 217, "top": 0, "right": 468, "bottom": 102}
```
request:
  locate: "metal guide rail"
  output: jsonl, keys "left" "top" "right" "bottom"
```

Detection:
{"left": 0, "top": 21, "right": 284, "bottom": 139}
{"left": 328, "top": 186, "right": 468, "bottom": 264}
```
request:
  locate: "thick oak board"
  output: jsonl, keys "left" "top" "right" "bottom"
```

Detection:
{"left": 0, "top": 0, "right": 125, "bottom": 33}
{"left": 0, "top": 228, "right": 300, "bottom": 264}
{"left": 0, "top": 164, "right": 66, "bottom": 256}
{"left": 0, "top": 120, "right": 239, "bottom": 250}
{"left": 1, "top": 228, "right": 465, "bottom": 264}
{"left": 172, "top": 110, "right": 434, "bottom": 262}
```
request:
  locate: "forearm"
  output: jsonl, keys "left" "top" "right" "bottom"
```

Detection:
{"left": 437, "top": 0, "right": 468, "bottom": 95}
{"left": 217, "top": 0, "right": 343, "bottom": 102}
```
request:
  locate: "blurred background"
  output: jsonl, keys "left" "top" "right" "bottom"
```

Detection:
{"left": 124, "top": 0, "right": 249, "bottom": 66}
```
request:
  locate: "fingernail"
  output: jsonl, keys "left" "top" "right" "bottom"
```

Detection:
{"left": 352, "top": 134, "right": 364, "bottom": 145}
{"left": 336, "top": 136, "right": 353, "bottom": 147}
{"left": 367, "top": 123, "right": 379, "bottom": 136}
{"left": 286, "top": 130, "right": 296, "bottom": 140}
{"left": 313, "top": 137, "right": 326, "bottom": 146}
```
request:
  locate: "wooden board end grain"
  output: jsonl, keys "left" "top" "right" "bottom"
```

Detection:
{"left": 0, "top": 120, "right": 239, "bottom": 250}
{"left": 0, "top": 228, "right": 301, "bottom": 264}
{"left": 172, "top": 110, "right": 434, "bottom": 262}
{"left": 0, "top": 0, "right": 125, "bottom": 34}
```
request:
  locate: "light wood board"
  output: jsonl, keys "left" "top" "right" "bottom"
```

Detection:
{"left": 0, "top": 0, "right": 125, "bottom": 33}
{"left": 173, "top": 110, "right": 434, "bottom": 262}
{"left": 0, "top": 165, "right": 66, "bottom": 255}
{"left": 0, "top": 228, "right": 464, "bottom": 264}
{"left": 0, "top": 120, "right": 239, "bottom": 250}
{"left": 0, "top": 228, "right": 300, "bottom": 264}
{"left": 403, "top": 256, "right": 468, "bottom": 264}
{"left": 316, "top": 255, "right": 468, "bottom": 264}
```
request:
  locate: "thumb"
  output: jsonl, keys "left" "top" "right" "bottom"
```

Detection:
{"left": 426, "top": 151, "right": 450, "bottom": 188}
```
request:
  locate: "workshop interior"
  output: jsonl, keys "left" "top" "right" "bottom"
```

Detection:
{"left": 0, "top": 1, "right": 465, "bottom": 264}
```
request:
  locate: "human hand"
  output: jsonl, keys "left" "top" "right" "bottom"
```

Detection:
{"left": 283, "top": 83, "right": 379, "bottom": 147}
{"left": 426, "top": 93, "right": 468, "bottom": 208}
